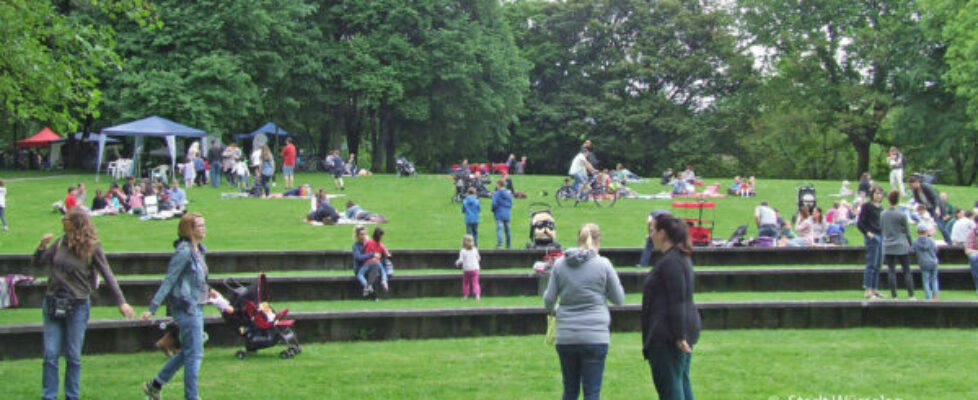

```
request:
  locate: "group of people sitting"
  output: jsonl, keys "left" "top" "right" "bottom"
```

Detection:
{"left": 754, "top": 201, "right": 853, "bottom": 247}
{"left": 304, "top": 189, "right": 387, "bottom": 225}
{"left": 727, "top": 176, "right": 756, "bottom": 197}
{"left": 59, "top": 177, "right": 188, "bottom": 217}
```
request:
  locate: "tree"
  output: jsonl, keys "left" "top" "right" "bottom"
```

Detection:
{"left": 738, "top": 0, "right": 930, "bottom": 176}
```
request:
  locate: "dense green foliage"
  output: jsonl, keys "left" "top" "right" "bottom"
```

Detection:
{"left": 2, "top": 0, "right": 977, "bottom": 181}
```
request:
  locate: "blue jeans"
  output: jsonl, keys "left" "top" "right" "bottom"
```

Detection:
{"left": 638, "top": 237, "right": 655, "bottom": 267}
{"left": 862, "top": 235, "right": 882, "bottom": 290}
{"left": 757, "top": 224, "right": 778, "bottom": 238}
{"left": 42, "top": 298, "right": 90, "bottom": 400}
{"left": 921, "top": 267, "right": 939, "bottom": 299}
{"left": 648, "top": 344, "right": 694, "bottom": 400}
{"left": 466, "top": 223, "right": 479, "bottom": 247}
{"left": 155, "top": 305, "right": 204, "bottom": 400}
{"left": 571, "top": 173, "right": 587, "bottom": 192}
{"left": 556, "top": 344, "right": 608, "bottom": 400}
{"left": 357, "top": 261, "right": 388, "bottom": 288}
{"left": 495, "top": 219, "right": 511, "bottom": 248}
{"left": 210, "top": 161, "right": 221, "bottom": 187}
{"left": 969, "top": 254, "right": 978, "bottom": 291}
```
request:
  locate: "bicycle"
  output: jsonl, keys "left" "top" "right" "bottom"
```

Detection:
{"left": 555, "top": 176, "right": 618, "bottom": 207}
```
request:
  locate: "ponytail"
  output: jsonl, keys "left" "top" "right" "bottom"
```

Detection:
{"left": 577, "top": 223, "right": 601, "bottom": 252}
{"left": 654, "top": 217, "right": 693, "bottom": 256}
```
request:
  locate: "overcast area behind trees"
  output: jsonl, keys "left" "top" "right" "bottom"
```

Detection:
{"left": 2, "top": 0, "right": 978, "bottom": 184}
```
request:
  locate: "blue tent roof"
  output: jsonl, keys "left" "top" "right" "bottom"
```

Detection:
{"left": 234, "top": 122, "right": 288, "bottom": 141}
{"left": 53, "top": 133, "right": 120, "bottom": 143}
{"left": 101, "top": 115, "right": 206, "bottom": 138}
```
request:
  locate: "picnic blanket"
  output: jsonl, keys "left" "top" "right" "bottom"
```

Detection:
{"left": 307, "top": 217, "right": 379, "bottom": 226}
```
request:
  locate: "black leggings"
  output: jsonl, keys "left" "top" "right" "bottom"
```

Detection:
{"left": 884, "top": 254, "right": 914, "bottom": 298}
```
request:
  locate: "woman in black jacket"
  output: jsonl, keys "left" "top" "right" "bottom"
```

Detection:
{"left": 641, "top": 216, "right": 701, "bottom": 400}
{"left": 857, "top": 186, "right": 885, "bottom": 299}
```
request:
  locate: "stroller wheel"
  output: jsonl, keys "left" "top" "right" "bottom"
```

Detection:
{"left": 279, "top": 349, "right": 293, "bottom": 359}
{"left": 235, "top": 350, "right": 247, "bottom": 360}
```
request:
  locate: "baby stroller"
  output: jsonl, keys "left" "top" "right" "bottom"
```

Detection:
{"left": 395, "top": 156, "right": 418, "bottom": 177}
{"left": 223, "top": 273, "right": 301, "bottom": 359}
{"left": 797, "top": 185, "right": 816, "bottom": 210}
{"left": 526, "top": 202, "right": 561, "bottom": 250}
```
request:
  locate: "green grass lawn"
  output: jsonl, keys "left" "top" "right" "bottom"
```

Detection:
{"left": 3, "top": 291, "right": 975, "bottom": 326}
{"left": 0, "top": 329, "right": 973, "bottom": 399}
{"left": 2, "top": 170, "right": 975, "bottom": 254}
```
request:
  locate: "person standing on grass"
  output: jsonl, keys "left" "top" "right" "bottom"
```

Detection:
{"left": 456, "top": 234, "right": 481, "bottom": 300}
{"left": 642, "top": 215, "right": 701, "bottom": 400}
{"left": 637, "top": 210, "right": 672, "bottom": 268}
{"left": 142, "top": 212, "right": 212, "bottom": 400}
{"left": 911, "top": 223, "right": 940, "bottom": 300}
{"left": 462, "top": 187, "right": 481, "bottom": 247}
{"left": 34, "top": 208, "right": 136, "bottom": 400}
{"left": 206, "top": 139, "right": 224, "bottom": 188}
{"left": 858, "top": 186, "right": 885, "bottom": 299}
{"left": 491, "top": 179, "right": 513, "bottom": 249}
{"left": 886, "top": 146, "right": 906, "bottom": 196}
{"left": 881, "top": 190, "right": 915, "bottom": 299}
{"left": 280, "top": 138, "right": 297, "bottom": 189}
{"left": 0, "top": 178, "right": 7, "bottom": 231}
{"left": 963, "top": 215, "right": 978, "bottom": 293}
{"left": 544, "top": 223, "right": 625, "bottom": 400}
{"left": 259, "top": 145, "right": 275, "bottom": 197}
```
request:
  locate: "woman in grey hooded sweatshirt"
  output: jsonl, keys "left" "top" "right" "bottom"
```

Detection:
{"left": 544, "top": 223, "right": 626, "bottom": 400}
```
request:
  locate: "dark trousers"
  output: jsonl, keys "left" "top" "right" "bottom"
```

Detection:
{"left": 466, "top": 223, "right": 479, "bottom": 247}
{"left": 648, "top": 344, "right": 694, "bottom": 400}
{"left": 194, "top": 169, "right": 206, "bottom": 186}
{"left": 638, "top": 237, "right": 655, "bottom": 267}
{"left": 556, "top": 344, "right": 608, "bottom": 400}
{"left": 884, "top": 254, "right": 914, "bottom": 298}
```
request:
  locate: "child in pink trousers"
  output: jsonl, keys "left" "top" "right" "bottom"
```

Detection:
{"left": 456, "top": 234, "right": 481, "bottom": 299}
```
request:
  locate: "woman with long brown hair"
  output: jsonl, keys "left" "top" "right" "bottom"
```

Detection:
{"left": 641, "top": 216, "right": 701, "bottom": 400}
{"left": 141, "top": 212, "right": 212, "bottom": 400}
{"left": 33, "top": 208, "right": 135, "bottom": 400}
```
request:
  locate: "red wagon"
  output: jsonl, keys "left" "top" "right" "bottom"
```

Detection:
{"left": 672, "top": 201, "right": 715, "bottom": 246}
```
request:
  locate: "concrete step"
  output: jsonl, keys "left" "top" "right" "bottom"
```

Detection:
{"left": 3, "top": 300, "right": 977, "bottom": 360}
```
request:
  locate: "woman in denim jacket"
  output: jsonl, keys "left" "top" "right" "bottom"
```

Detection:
{"left": 141, "top": 212, "right": 211, "bottom": 400}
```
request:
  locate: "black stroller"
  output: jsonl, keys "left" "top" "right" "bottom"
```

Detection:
{"left": 797, "top": 185, "right": 816, "bottom": 210}
{"left": 223, "top": 273, "right": 301, "bottom": 359}
{"left": 395, "top": 156, "right": 418, "bottom": 177}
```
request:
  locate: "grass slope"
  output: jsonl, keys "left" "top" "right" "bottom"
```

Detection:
{"left": 0, "top": 330, "right": 974, "bottom": 399}
{"left": 1, "top": 170, "right": 975, "bottom": 253}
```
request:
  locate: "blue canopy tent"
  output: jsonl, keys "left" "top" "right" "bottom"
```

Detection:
{"left": 233, "top": 122, "right": 289, "bottom": 141}
{"left": 53, "top": 133, "right": 121, "bottom": 144}
{"left": 97, "top": 116, "right": 207, "bottom": 182}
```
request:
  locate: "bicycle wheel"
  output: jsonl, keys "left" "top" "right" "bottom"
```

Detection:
{"left": 555, "top": 186, "right": 573, "bottom": 207}
{"left": 592, "top": 190, "right": 618, "bottom": 208}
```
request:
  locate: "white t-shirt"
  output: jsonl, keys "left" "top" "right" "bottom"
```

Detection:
{"left": 951, "top": 218, "right": 975, "bottom": 245}
{"left": 755, "top": 205, "right": 777, "bottom": 226}
{"left": 0, "top": 187, "right": 6, "bottom": 208}
{"left": 456, "top": 248, "right": 481, "bottom": 271}
{"left": 250, "top": 149, "right": 262, "bottom": 168}
{"left": 568, "top": 153, "right": 588, "bottom": 176}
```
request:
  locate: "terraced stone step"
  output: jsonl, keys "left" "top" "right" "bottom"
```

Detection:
{"left": 3, "top": 300, "right": 977, "bottom": 360}
{"left": 3, "top": 247, "right": 969, "bottom": 274}
{"left": 13, "top": 267, "right": 976, "bottom": 307}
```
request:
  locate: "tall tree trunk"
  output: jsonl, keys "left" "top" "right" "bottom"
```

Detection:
{"left": 370, "top": 108, "right": 383, "bottom": 172}
{"left": 853, "top": 140, "right": 870, "bottom": 177}
{"left": 383, "top": 110, "right": 395, "bottom": 173}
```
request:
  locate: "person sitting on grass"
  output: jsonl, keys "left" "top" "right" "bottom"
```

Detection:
{"left": 344, "top": 200, "right": 387, "bottom": 223}
{"left": 306, "top": 196, "right": 340, "bottom": 225}
{"left": 128, "top": 187, "right": 145, "bottom": 215}
{"left": 168, "top": 181, "right": 187, "bottom": 211}
{"left": 91, "top": 189, "right": 108, "bottom": 211}
{"left": 786, "top": 206, "right": 814, "bottom": 247}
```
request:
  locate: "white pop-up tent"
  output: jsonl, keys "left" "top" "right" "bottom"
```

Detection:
{"left": 97, "top": 116, "right": 206, "bottom": 182}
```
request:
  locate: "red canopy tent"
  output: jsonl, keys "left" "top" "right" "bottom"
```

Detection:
{"left": 15, "top": 127, "right": 61, "bottom": 149}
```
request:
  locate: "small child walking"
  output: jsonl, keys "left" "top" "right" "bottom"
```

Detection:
{"left": 911, "top": 223, "right": 940, "bottom": 300}
{"left": 455, "top": 234, "right": 481, "bottom": 300}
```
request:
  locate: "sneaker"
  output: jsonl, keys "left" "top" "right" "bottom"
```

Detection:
{"left": 142, "top": 381, "right": 161, "bottom": 400}
{"left": 907, "top": 296, "right": 918, "bottom": 301}
{"left": 362, "top": 287, "right": 373, "bottom": 297}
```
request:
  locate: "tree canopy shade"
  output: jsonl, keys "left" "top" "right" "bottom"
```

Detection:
{"left": 15, "top": 127, "right": 61, "bottom": 149}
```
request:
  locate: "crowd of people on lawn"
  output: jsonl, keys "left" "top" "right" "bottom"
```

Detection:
{"left": 17, "top": 137, "right": 978, "bottom": 400}
{"left": 55, "top": 177, "right": 188, "bottom": 218}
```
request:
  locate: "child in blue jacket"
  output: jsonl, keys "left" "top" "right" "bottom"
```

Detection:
{"left": 462, "top": 187, "right": 481, "bottom": 247}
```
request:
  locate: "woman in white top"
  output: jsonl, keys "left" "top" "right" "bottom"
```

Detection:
{"left": 787, "top": 206, "right": 814, "bottom": 247}
{"left": 455, "top": 234, "right": 481, "bottom": 299}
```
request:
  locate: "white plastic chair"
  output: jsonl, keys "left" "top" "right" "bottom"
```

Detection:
{"left": 151, "top": 165, "right": 169, "bottom": 183}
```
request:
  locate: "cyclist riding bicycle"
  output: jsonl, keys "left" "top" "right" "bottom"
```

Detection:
{"left": 568, "top": 147, "right": 596, "bottom": 192}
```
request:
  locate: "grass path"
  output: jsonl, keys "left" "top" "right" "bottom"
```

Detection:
{"left": 0, "top": 329, "right": 974, "bottom": 399}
